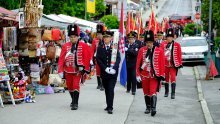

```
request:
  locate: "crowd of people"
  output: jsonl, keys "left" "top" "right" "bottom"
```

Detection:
{"left": 57, "top": 23, "right": 183, "bottom": 116}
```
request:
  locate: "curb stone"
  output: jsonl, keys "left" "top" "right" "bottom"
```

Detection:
{"left": 193, "top": 66, "right": 214, "bottom": 124}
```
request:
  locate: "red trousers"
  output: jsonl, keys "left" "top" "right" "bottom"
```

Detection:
{"left": 165, "top": 67, "right": 177, "bottom": 83}
{"left": 96, "top": 64, "right": 101, "bottom": 76}
{"left": 65, "top": 73, "right": 81, "bottom": 92}
{"left": 142, "top": 77, "right": 158, "bottom": 96}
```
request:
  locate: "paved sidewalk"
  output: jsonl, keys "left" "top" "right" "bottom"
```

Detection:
{"left": 125, "top": 67, "right": 205, "bottom": 124}
{"left": 197, "top": 66, "right": 220, "bottom": 124}
{"left": 0, "top": 78, "right": 134, "bottom": 124}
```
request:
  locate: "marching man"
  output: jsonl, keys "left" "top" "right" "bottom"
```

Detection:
{"left": 125, "top": 32, "right": 139, "bottom": 95}
{"left": 136, "top": 30, "right": 165, "bottom": 116}
{"left": 96, "top": 31, "right": 121, "bottom": 114}
{"left": 161, "top": 28, "right": 182, "bottom": 99}
{"left": 58, "top": 24, "right": 91, "bottom": 110}
{"left": 91, "top": 24, "right": 105, "bottom": 91}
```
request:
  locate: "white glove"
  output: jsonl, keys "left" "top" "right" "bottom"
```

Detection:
{"left": 109, "top": 68, "right": 116, "bottom": 75}
{"left": 90, "top": 60, "right": 94, "bottom": 65}
{"left": 79, "top": 67, "right": 84, "bottom": 71}
{"left": 59, "top": 72, "right": 64, "bottom": 79}
{"left": 125, "top": 47, "right": 128, "bottom": 51}
{"left": 136, "top": 76, "right": 142, "bottom": 82}
{"left": 105, "top": 67, "right": 111, "bottom": 74}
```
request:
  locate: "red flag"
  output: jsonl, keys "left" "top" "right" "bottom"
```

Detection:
{"left": 136, "top": 12, "right": 143, "bottom": 39}
{"left": 126, "top": 11, "right": 131, "bottom": 34}
{"left": 148, "top": 9, "right": 155, "bottom": 32}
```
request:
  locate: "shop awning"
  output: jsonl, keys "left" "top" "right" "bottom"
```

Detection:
{"left": 0, "top": 7, "right": 18, "bottom": 21}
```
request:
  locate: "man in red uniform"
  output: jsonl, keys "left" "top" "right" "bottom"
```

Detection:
{"left": 58, "top": 24, "right": 91, "bottom": 110}
{"left": 91, "top": 24, "right": 105, "bottom": 91}
{"left": 136, "top": 30, "right": 165, "bottom": 116}
{"left": 160, "top": 28, "right": 182, "bottom": 99}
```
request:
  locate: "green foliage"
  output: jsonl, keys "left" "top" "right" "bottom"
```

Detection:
{"left": 0, "top": 0, "right": 105, "bottom": 20}
{"left": 183, "top": 23, "right": 201, "bottom": 36}
{"left": 100, "top": 15, "right": 119, "bottom": 29}
{"left": 201, "top": 0, "right": 220, "bottom": 31}
{"left": 0, "top": 0, "right": 26, "bottom": 10}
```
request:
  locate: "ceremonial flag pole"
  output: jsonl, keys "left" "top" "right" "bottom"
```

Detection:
{"left": 119, "top": 0, "right": 127, "bottom": 86}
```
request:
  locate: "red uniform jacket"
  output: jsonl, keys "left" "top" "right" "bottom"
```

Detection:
{"left": 58, "top": 41, "right": 91, "bottom": 74}
{"left": 136, "top": 46, "right": 165, "bottom": 79}
{"left": 160, "top": 40, "right": 182, "bottom": 68}
{"left": 91, "top": 38, "right": 101, "bottom": 76}
{"left": 91, "top": 38, "right": 100, "bottom": 58}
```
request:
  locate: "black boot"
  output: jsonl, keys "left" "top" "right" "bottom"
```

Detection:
{"left": 69, "top": 92, "right": 74, "bottom": 107}
{"left": 71, "top": 91, "right": 79, "bottom": 110}
{"left": 144, "top": 96, "right": 151, "bottom": 114}
{"left": 97, "top": 77, "right": 101, "bottom": 89}
{"left": 164, "top": 83, "right": 169, "bottom": 97}
{"left": 171, "top": 83, "right": 176, "bottom": 99}
{"left": 151, "top": 95, "right": 157, "bottom": 116}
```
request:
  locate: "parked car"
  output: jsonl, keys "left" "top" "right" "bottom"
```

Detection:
{"left": 180, "top": 37, "right": 208, "bottom": 63}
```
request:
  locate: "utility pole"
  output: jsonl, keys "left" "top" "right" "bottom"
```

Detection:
{"left": 85, "top": 0, "right": 87, "bottom": 20}
{"left": 206, "top": 0, "right": 212, "bottom": 79}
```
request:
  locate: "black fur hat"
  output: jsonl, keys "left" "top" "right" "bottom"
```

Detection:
{"left": 144, "top": 30, "right": 154, "bottom": 42}
{"left": 67, "top": 24, "right": 80, "bottom": 36}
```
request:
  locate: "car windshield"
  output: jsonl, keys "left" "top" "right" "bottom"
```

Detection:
{"left": 180, "top": 39, "right": 207, "bottom": 47}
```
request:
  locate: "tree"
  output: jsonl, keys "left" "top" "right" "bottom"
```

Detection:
{"left": 201, "top": 0, "right": 220, "bottom": 35}
{"left": 0, "top": 0, "right": 106, "bottom": 20}
{"left": 183, "top": 23, "right": 201, "bottom": 36}
{"left": 100, "top": 15, "right": 119, "bottom": 29}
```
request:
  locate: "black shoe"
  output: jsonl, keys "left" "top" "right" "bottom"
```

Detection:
{"left": 70, "top": 103, "right": 73, "bottom": 107}
{"left": 164, "top": 83, "right": 169, "bottom": 97}
{"left": 126, "top": 90, "right": 130, "bottom": 93}
{"left": 132, "top": 92, "right": 136, "bottom": 95}
{"left": 171, "top": 83, "right": 176, "bottom": 99}
{"left": 97, "top": 85, "right": 101, "bottom": 89}
{"left": 71, "top": 104, "right": 78, "bottom": 110}
{"left": 104, "top": 107, "right": 108, "bottom": 111}
{"left": 144, "top": 108, "right": 151, "bottom": 114}
{"left": 107, "top": 109, "right": 113, "bottom": 114}
{"left": 100, "top": 86, "right": 104, "bottom": 91}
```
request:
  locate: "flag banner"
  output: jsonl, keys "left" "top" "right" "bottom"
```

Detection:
{"left": 87, "top": 0, "right": 95, "bottom": 13}
{"left": 119, "top": 1, "right": 127, "bottom": 87}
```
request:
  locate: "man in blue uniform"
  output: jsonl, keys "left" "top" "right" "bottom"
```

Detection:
{"left": 125, "top": 32, "right": 139, "bottom": 95}
{"left": 96, "top": 31, "right": 121, "bottom": 114}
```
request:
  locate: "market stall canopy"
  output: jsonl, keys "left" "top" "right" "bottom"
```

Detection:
{"left": 0, "top": 7, "right": 18, "bottom": 21}
{"left": 41, "top": 14, "right": 70, "bottom": 29}
{"left": 58, "top": 14, "right": 97, "bottom": 29}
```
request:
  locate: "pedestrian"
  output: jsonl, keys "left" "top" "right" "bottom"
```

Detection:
{"left": 139, "top": 33, "right": 146, "bottom": 48}
{"left": 136, "top": 30, "right": 165, "bottom": 116}
{"left": 91, "top": 24, "right": 105, "bottom": 91}
{"left": 58, "top": 24, "right": 91, "bottom": 110}
{"left": 96, "top": 31, "right": 121, "bottom": 114}
{"left": 160, "top": 28, "right": 182, "bottom": 99}
{"left": 125, "top": 32, "right": 139, "bottom": 95}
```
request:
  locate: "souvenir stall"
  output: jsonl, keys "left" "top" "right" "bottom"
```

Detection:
{"left": 0, "top": 7, "right": 20, "bottom": 106}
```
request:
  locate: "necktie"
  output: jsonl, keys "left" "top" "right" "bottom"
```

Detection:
{"left": 106, "top": 46, "right": 110, "bottom": 51}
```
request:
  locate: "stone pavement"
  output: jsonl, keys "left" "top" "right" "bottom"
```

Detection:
{"left": 197, "top": 65, "right": 220, "bottom": 124}
{"left": 0, "top": 67, "right": 208, "bottom": 124}
{"left": 125, "top": 67, "right": 205, "bottom": 124}
{"left": 0, "top": 78, "right": 133, "bottom": 124}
